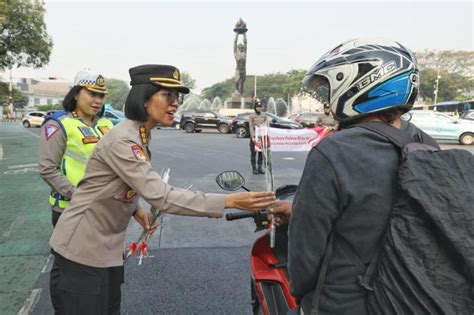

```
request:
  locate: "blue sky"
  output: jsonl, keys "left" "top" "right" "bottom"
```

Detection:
{"left": 5, "top": 0, "right": 473, "bottom": 90}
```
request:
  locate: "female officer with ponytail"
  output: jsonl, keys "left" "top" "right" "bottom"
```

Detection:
{"left": 38, "top": 70, "right": 113, "bottom": 314}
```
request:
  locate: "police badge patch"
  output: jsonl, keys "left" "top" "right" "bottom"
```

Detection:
{"left": 131, "top": 144, "right": 147, "bottom": 161}
{"left": 45, "top": 125, "right": 59, "bottom": 140}
{"left": 98, "top": 126, "right": 110, "bottom": 135}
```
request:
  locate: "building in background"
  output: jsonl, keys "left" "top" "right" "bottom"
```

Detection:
{"left": 15, "top": 78, "right": 71, "bottom": 109}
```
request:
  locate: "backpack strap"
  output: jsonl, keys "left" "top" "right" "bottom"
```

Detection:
{"left": 337, "top": 235, "right": 379, "bottom": 291}
{"left": 311, "top": 233, "right": 335, "bottom": 315}
{"left": 310, "top": 233, "right": 379, "bottom": 315}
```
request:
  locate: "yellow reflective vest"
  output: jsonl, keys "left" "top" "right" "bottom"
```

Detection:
{"left": 49, "top": 113, "right": 114, "bottom": 209}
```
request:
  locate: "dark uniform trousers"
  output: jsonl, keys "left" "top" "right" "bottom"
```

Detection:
{"left": 53, "top": 253, "right": 124, "bottom": 315}
{"left": 50, "top": 210, "right": 62, "bottom": 315}
{"left": 249, "top": 139, "right": 263, "bottom": 171}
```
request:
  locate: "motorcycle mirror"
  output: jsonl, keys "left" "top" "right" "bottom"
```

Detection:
{"left": 215, "top": 171, "right": 246, "bottom": 191}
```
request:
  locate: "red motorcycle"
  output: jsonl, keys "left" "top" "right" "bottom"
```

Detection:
{"left": 216, "top": 172, "right": 298, "bottom": 314}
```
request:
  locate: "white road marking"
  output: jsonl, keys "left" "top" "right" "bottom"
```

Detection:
{"left": 283, "top": 157, "right": 295, "bottom": 160}
{"left": 0, "top": 135, "right": 31, "bottom": 140}
{"left": 24, "top": 129, "right": 40, "bottom": 139}
{"left": 8, "top": 163, "right": 38, "bottom": 169}
{"left": 0, "top": 144, "right": 3, "bottom": 160}
{"left": 17, "top": 288, "right": 42, "bottom": 315}
{"left": 41, "top": 254, "right": 54, "bottom": 273}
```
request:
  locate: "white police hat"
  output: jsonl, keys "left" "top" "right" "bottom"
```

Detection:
{"left": 73, "top": 70, "right": 108, "bottom": 94}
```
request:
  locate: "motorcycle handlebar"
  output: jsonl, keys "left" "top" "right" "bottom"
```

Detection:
{"left": 225, "top": 212, "right": 259, "bottom": 221}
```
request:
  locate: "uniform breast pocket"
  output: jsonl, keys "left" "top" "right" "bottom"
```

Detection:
{"left": 113, "top": 184, "right": 139, "bottom": 205}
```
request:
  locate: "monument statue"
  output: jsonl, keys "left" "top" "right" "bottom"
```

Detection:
{"left": 233, "top": 18, "right": 247, "bottom": 96}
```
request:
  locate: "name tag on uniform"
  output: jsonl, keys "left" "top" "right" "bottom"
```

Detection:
{"left": 78, "top": 126, "right": 99, "bottom": 144}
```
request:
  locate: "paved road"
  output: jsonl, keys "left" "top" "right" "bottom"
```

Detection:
{"left": 1, "top": 122, "right": 472, "bottom": 315}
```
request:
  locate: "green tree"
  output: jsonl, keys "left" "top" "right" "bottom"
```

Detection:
{"left": 416, "top": 50, "right": 474, "bottom": 79}
{"left": 201, "top": 69, "right": 306, "bottom": 103}
{"left": 0, "top": 0, "right": 53, "bottom": 70}
{"left": 0, "top": 81, "right": 27, "bottom": 108}
{"left": 37, "top": 103, "right": 62, "bottom": 111}
{"left": 180, "top": 71, "right": 196, "bottom": 90}
{"left": 419, "top": 68, "right": 473, "bottom": 104}
{"left": 105, "top": 78, "right": 129, "bottom": 110}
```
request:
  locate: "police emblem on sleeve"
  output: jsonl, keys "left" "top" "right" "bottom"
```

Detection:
{"left": 45, "top": 125, "right": 59, "bottom": 140}
{"left": 131, "top": 144, "right": 147, "bottom": 161}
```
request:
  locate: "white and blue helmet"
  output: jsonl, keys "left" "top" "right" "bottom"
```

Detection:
{"left": 303, "top": 38, "right": 419, "bottom": 122}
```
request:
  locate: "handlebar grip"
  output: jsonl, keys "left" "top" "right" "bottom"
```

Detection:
{"left": 225, "top": 212, "right": 256, "bottom": 221}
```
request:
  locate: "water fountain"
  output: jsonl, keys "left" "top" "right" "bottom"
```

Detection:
{"left": 198, "top": 99, "right": 211, "bottom": 110}
{"left": 265, "top": 97, "right": 288, "bottom": 117}
{"left": 211, "top": 97, "right": 223, "bottom": 111}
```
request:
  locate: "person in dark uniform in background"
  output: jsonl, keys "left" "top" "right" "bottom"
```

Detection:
{"left": 38, "top": 70, "right": 113, "bottom": 314}
{"left": 49, "top": 64, "right": 275, "bottom": 315}
{"left": 248, "top": 99, "right": 268, "bottom": 174}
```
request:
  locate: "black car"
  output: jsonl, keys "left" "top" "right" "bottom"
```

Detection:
{"left": 231, "top": 112, "right": 303, "bottom": 138}
{"left": 180, "top": 110, "right": 232, "bottom": 134}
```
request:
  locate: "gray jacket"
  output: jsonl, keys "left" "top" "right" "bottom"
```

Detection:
{"left": 288, "top": 121, "right": 439, "bottom": 314}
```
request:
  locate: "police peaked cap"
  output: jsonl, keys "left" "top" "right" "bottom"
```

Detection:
{"left": 129, "top": 64, "right": 190, "bottom": 94}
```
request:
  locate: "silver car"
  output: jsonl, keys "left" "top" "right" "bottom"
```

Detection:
{"left": 404, "top": 110, "right": 474, "bottom": 145}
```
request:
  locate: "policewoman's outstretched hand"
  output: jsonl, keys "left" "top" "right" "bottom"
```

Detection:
{"left": 133, "top": 208, "right": 159, "bottom": 237}
{"left": 225, "top": 191, "right": 275, "bottom": 212}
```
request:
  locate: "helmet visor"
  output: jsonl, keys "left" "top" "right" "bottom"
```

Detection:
{"left": 303, "top": 74, "right": 330, "bottom": 104}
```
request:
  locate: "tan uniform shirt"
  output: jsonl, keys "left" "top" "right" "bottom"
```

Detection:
{"left": 248, "top": 112, "right": 268, "bottom": 139}
{"left": 50, "top": 119, "right": 226, "bottom": 268}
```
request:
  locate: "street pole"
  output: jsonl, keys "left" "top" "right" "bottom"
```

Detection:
{"left": 8, "top": 67, "right": 13, "bottom": 119}
{"left": 433, "top": 68, "right": 441, "bottom": 104}
{"left": 254, "top": 75, "right": 257, "bottom": 100}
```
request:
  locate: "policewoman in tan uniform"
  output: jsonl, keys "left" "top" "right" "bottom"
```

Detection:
{"left": 38, "top": 70, "right": 113, "bottom": 314}
{"left": 49, "top": 64, "right": 275, "bottom": 314}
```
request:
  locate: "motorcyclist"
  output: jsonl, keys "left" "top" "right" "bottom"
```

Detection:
{"left": 271, "top": 38, "right": 439, "bottom": 314}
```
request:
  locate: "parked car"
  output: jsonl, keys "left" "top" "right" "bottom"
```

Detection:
{"left": 231, "top": 112, "right": 303, "bottom": 138}
{"left": 103, "top": 109, "right": 125, "bottom": 125}
{"left": 403, "top": 110, "right": 474, "bottom": 145}
{"left": 180, "top": 110, "right": 232, "bottom": 134}
{"left": 460, "top": 110, "right": 474, "bottom": 121}
{"left": 22, "top": 111, "right": 46, "bottom": 128}
{"left": 289, "top": 112, "right": 326, "bottom": 128}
